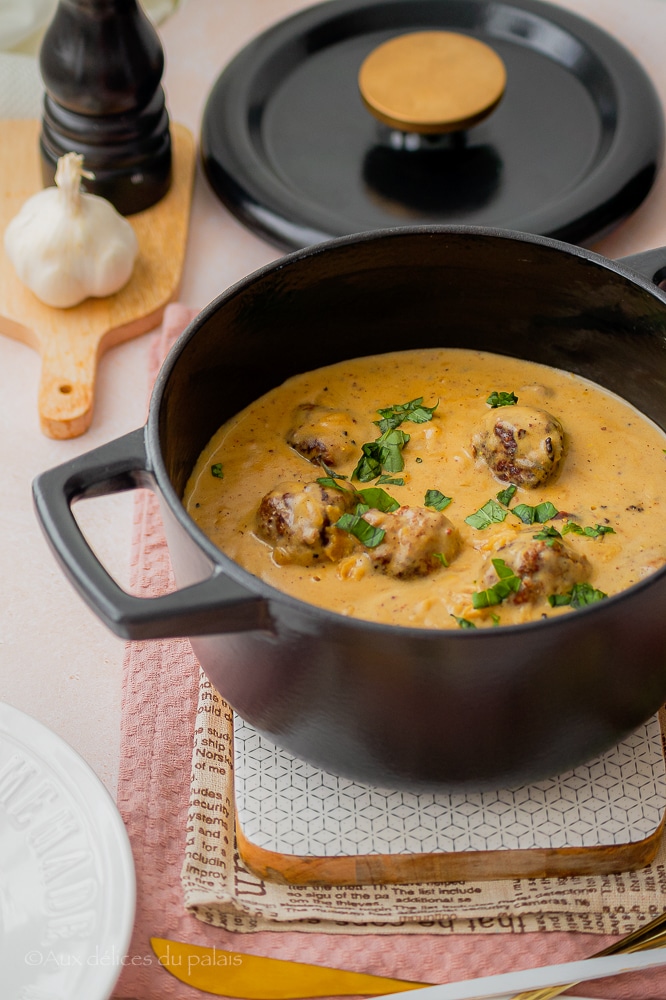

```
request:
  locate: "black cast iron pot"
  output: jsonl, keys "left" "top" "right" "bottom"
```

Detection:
{"left": 33, "top": 227, "right": 666, "bottom": 792}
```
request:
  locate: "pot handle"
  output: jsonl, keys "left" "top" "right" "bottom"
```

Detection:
{"left": 32, "top": 428, "right": 269, "bottom": 641}
{"left": 617, "top": 246, "right": 666, "bottom": 287}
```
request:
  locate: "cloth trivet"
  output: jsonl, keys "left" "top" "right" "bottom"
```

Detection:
{"left": 114, "top": 303, "right": 666, "bottom": 999}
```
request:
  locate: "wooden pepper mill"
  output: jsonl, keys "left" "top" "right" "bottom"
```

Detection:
{"left": 39, "top": 0, "right": 172, "bottom": 215}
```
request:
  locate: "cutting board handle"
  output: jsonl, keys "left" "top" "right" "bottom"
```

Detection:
{"left": 38, "top": 328, "right": 98, "bottom": 439}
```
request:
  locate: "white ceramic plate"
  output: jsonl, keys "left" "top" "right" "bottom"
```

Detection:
{"left": 0, "top": 701, "right": 135, "bottom": 1000}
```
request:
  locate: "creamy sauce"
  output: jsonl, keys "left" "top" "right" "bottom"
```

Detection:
{"left": 183, "top": 349, "right": 666, "bottom": 629}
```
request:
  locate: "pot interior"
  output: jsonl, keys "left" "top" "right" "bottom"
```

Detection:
{"left": 157, "top": 230, "right": 666, "bottom": 498}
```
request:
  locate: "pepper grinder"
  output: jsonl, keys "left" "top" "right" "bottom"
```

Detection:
{"left": 39, "top": 0, "right": 172, "bottom": 215}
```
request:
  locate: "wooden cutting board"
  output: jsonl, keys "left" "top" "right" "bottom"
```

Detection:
{"left": 233, "top": 710, "right": 666, "bottom": 885}
{"left": 0, "top": 119, "right": 196, "bottom": 438}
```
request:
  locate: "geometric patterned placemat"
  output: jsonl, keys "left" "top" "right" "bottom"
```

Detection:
{"left": 234, "top": 714, "right": 666, "bottom": 857}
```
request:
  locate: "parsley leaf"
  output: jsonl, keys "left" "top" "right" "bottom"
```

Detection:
{"left": 356, "top": 487, "right": 400, "bottom": 512}
{"left": 496, "top": 484, "right": 517, "bottom": 507}
{"left": 375, "top": 397, "right": 438, "bottom": 432}
{"left": 533, "top": 525, "right": 562, "bottom": 546}
{"left": 210, "top": 463, "right": 224, "bottom": 479}
{"left": 377, "top": 475, "right": 405, "bottom": 486}
{"left": 451, "top": 615, "right": 476, "bottom": 629}
{"left": 464, "top": 499, "right": 509, "bottom": 529}
{"left": 487, "top": 391, "right": 518, "bottom": 408}
{"left": 377, "top": 428, "right": 411, "bottom": 472}
{"left": 472, "top": 558, "right": 522, "bottom": 608}
{"left": 353, "top": 428, "right": 411, "bottom": 481}
{"left": 548, "top": 582, "right": 608, "bottom": 608}
{"left": 316, "top": 476, "right": 350, "bottom": 492}
{"left": 314, "top": 480, "right": 400, "bottom": 514}
{"left": 562, "top": 522, "right": 615, "bottom": 539}
{"left": 424, "top": 489, "right": 453, "bottom": 511}
{"left": 318, "top": 461, "right": 347, "bottom": 480}
{"left": 335, "top": 509, "right": 385, "bottom": 548}
{"left": 353, "top": 441, "right": 384, "bottom": 482}
{"left": 512, "top": 501, "right": 559, "bottom": 524}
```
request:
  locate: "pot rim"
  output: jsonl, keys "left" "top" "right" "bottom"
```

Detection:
{"left": 147, "top": 223, "right": 666, "bottom": 638}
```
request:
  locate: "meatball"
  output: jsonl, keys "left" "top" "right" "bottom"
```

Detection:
{"left": 363, "top": 506, "right": 461, "bottom": 579}
{"left": 287, "top": 403, "right": 361, "bottom": 468}
{"left": 484, "top": 532, "right": 590, "bottom": 604}
{"left": 472, "top": 405, "right": 565, "bottom": 488}
{"left": 256, "top": 481, "right": 356, "bottom": 565}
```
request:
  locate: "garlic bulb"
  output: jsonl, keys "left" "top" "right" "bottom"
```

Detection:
{"left": 3, "top": 152, "right": 139, "bottom": 308}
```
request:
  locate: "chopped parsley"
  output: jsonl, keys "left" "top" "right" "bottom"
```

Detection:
{"left": 355, "top": 487, "right": 400, "bottom": 512}
{"left": 353, "top": 428, "right": 411, "bottom": 481}
{"left": 533, "top": 525, "right": 562, "bottom": 546}
{"left": 210, "top": 463, "right": 224, "bottom": 479}
{"left": 318, "top": 461, "right": 347, "bottom": 480}
{"left": 465, "top": 499, "right": 509, "bottom": 529}
{"left": 512, "top": 501, "right": 559, "bottom": 525}
{"left": 351, "top": 396, "right": 436, "bottom": 482}
{"left": 376, "top": 428, "right": 411, "bottom": 472}
{"left": 470, "top": 492, "right": 558, "bottom": 527}
{"left": 335, "top": 507, "right": 385, "bottom": 548}
{"left": 424, "top": 489, "right": 452, "bottom": 511}
{"left": 496, "top": 484, "right": 517, "bottom": 507}
{"left": 433, "top": 552, "right": 449, "bottom": 567}
{"left": 315, "top": 478, "right": 399, "bottom": 513}
{"left": 352, "top": 442, "right": 383, "bottom": 482}
{"left": 316, "top": 475, "right": 350, "bottom": 492}
{"left": 548, "top": 582, "right": 608, "bottom": 608}
{"left": 451, "top": 615, "right": 476, "bottom": 629}
{"left": 562, "top": 521, "right": 615, "bottom": 539}
{"left": 375, "top": 397, "right": 438, "bottom": 432}
{"left": 486, "top": 391, "right": 518, "bottom": 408}
{"left": 472, "top": 558, "right": 522, "bottom": 608}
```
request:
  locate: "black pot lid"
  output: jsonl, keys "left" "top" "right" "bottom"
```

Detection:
{"left": 201, "top": 0, "right": 665, "bottom": 252}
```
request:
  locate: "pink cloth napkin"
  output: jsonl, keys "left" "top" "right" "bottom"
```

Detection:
{"left": 114, "top": 304, "right": 665, "bottom": 1000}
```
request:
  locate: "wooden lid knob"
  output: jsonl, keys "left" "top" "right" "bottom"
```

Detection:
{"left": 358, "top": 31, "right": 507, "bottom": 134}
